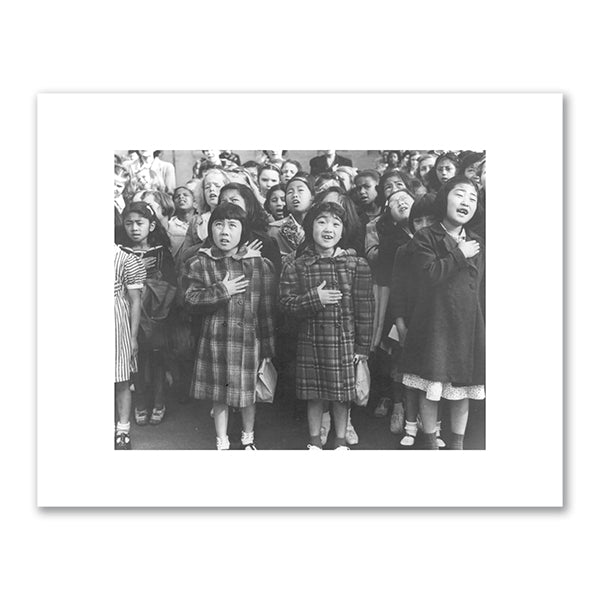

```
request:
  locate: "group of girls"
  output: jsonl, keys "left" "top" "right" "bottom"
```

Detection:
{"left": 113, "top": 149, "right": 486, "bottom": 451}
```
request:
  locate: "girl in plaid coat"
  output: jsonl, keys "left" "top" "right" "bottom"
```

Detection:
{"left": 280, "top": 201, "right": 375, "bottom": 450}
{"left": 183, "top": 202, "right": 276, "bottom": 450}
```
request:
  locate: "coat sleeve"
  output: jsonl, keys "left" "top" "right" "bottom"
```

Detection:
{"left": 389, "top": 245, "right": 414, "bottom": 320}
{"left": 364, "top": 219, "right": 380, "bottom": 266}
{"left": 279, "top": 260, "right": 324, "bottom": 317}
{"left": 257, "top": 259, "right": 276, "bottom": 359}
{"left": 183, "top": 257, "right": 230, "bottom": 314}
{"left": 352, "top": 258, "right": 375, "bottom": 355}
{"left": 413, "top": 231, "right": 469, "bottom": 287}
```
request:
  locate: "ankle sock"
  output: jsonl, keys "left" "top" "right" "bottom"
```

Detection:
{"left": 216, "top": 435, "right": 230, "bottom": 450}
{"left": 116, "top": 421, "right": 130, "bottom": 434}
{"left": 241, "top": 430, "right": 254, "bottom": 445}
{"left": 404, "top": 420, "right": 418, "bottom": 436}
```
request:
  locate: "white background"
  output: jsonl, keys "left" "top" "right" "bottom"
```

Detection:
{"left": 37, "top": 92, "right": 562, "bottom": 509}
{"left": 3, "top": 1, "right": 595, "bottom": 599}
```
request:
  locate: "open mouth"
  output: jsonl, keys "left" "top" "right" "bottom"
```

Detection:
{"left": 456, "top": 207, "right": 469, "bottom": 216}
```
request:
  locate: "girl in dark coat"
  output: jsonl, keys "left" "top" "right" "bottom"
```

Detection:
{"left": 400, "top": 177, "right": 485, "bottom": 450}
{"left": 279, "top": 201, "right": 375, "bottom": 450}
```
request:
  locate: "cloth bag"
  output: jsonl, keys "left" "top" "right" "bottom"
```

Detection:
{"left": 354, "top": 359, "right": 371, "bottom": 406}
{"left": 255, "top": 359, "right": 278, "bottom": 403}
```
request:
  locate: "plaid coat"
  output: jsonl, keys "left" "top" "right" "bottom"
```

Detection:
{"left": 183, "top": 246, "right": 276, "bottom": 407}
{"left": 279, "top": 246, "right": 374, "bottom": 403}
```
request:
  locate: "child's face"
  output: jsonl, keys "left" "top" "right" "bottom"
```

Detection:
{"left": 419, "top": 156, "right": 435, "bottom": 180}
{"left": 445, "top": 182, "right": 478, "bottom": 227}
{"left": 203, "top": 172, "right": 226, "bottom": 209}
{"left": 388, "top": 152, "right": 399, "bottom": 165}
{"left": 410, "top": 154, "right": 420, "bottom": 171}
{"left": 137, "top": 169, "right": 153, "bottom": 189}
{"left": 174, "top": 188, "right": 194, "bottom": 212}
{"left": 124, "top": 212, "right": 155, "bottom": 245}
{"left": 355, "top": 176, "right": 378, "bottom": 206}
{"left": 259, "top": 168, "right": 280, "bottom": 195}
{"left": 281, "top": 162, "right": 299, "bottom": 184}
{"left": 436, "top": 159, "right": 457, "bottom": 183}
{"left": 267, "top": 189, "right": 286, "bottom": 220}
{"left": 212, "top": 218, "right": 242, "bottom": 253}
{"left": 114, "top": 178, "right": 126, "bottom": 198}
{"left": 313, "top": 212, "right": 343, "bottom": 252}
{"left": 204, "top": 150, "right": 220, "bottom": 162}
{"left": 382, "top": 174, "right": 407, "bottom": 200}
{"left": 286, "top": 180, "right": 313, "bottom": 215}
{"left": 479, "top": 162, "right": 486, "bottom": 189}
{"left": 388, "top": 191, "right": 414, "bottom": 224}
{"left": 413, "top": 215, "right": 436, "bottom": 232}
{"left": 220, "top": 188, "right": 247, "bottom": 212}
{"left": 464, "top": 160, "right": 483, "bottom": 186}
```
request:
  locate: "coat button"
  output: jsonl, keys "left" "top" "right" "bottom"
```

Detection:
{"left": 223, "top": 322, "right": 228, "bottom": 327}
{"left": 238, "top": 299, "right": 243, "bottom": 305}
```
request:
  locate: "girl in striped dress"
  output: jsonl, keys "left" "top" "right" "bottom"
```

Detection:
{"left": 114, "top": 244, "right": 145, "bottom": 450}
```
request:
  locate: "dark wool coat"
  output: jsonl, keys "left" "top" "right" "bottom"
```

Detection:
{"left": 399, "top": 223, "right": 485, "bottom": 386}
{"left": 183, "top": 247, "right": 276, "bottom": 407}
{"left": 279, "top": 246, "right": 374, "bottom": 403}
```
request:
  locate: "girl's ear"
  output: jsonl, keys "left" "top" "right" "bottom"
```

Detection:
{"left": 149, "top": 221, "right": 156, "bottom": 232}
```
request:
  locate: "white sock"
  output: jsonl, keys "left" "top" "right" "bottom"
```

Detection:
{"left": 116, "top": 421, "right": 130, "bottom": 434}
{"left": 435, "top": 421, "right": 442, "bottom": 437}
{"left": 216, "top": 436, "right": 230, "bottom": 450}
{"left": 404, "top": 421, "right": 418, "bottom": 436}
{"left": 241, "top": 430, "right": 254, "bottom": 445}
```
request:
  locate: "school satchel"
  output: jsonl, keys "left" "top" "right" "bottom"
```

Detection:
{"left": 354, "top": 359, "right": 371, "bottom": 406}
{"left": 140, "top": 277, "right": 177, "bottom": 336}
{"left": 255, "top": 359, "right": 278, "bottom": 404}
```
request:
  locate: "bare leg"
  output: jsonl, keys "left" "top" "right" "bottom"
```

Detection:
{"left": 213, "top": 402, "right": 229, "bottom": 439}
{"left": 241, "top": 403, "right": 256, "bottom": 433}
{"left": 449, "top": 398, "right": 469, "bottom": 435}
{"left": 115, "top": 381, "right": 131, "bottom": 424}
{"left": 330, "top": 401, "right": 349, "bottom": 441}
{"left": 307, "top": 399, "right": 325, "bottom": 438}
{"left": 419, "top": 393, "right": 438, "bottom": 434}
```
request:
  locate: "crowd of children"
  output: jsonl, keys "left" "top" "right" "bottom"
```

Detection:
{"left": 113, "top": 150, "right": 486, "bottom": 451}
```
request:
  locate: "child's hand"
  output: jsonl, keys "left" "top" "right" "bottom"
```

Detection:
{"left": 246, "top": 239, "right": 264, "bottom": 253}
{"left": 131, "top": 338, "right": 138, "bottom": 358}
{"left": 142, "top": 255, "right": 157, "bottom": 270}
{"left": 458, "top": 239, "right": 480, "bottom": 259}
{"left": 316, "top": 280, "right": 343, "bottom": 305}
{"left": 395, "top": 318, "right": 408, "bottom": 345}
{"left": 222, "top": 272, "right": 249, "bottom": 296}
{"left": 353, "top": 353, "right": 368, "bottom": 365}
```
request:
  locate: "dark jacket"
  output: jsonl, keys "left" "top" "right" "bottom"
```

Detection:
{"left": 399, "top": 222, "right": 485, "bottom": 385}
{"left": 309, "top": 153, "right": 353, "bottom": 176}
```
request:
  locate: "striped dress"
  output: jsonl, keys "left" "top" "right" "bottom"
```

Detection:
{"left": 114, "top": 245, "right": 146, "bottom": 383}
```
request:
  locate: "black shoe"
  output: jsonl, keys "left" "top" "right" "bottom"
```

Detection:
{"left": 115, "top": 432, "right": 132, "bottom": 450}
{"left": 242, "top": 442, "right": 258, "bottom": 450}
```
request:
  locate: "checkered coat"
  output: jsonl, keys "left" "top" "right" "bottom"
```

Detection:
{"left": 279, "top": 246, "right": 374, "bottom": 403}
{"left": 183, "top": 246, "right": 276, "bottom": 407}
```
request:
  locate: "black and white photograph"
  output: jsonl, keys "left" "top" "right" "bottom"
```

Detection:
{"left": 37, "top": 92, "right": 562, "bottom": 508}
{"left": 113, "top": 149, "right": 487, "bottom": 452}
